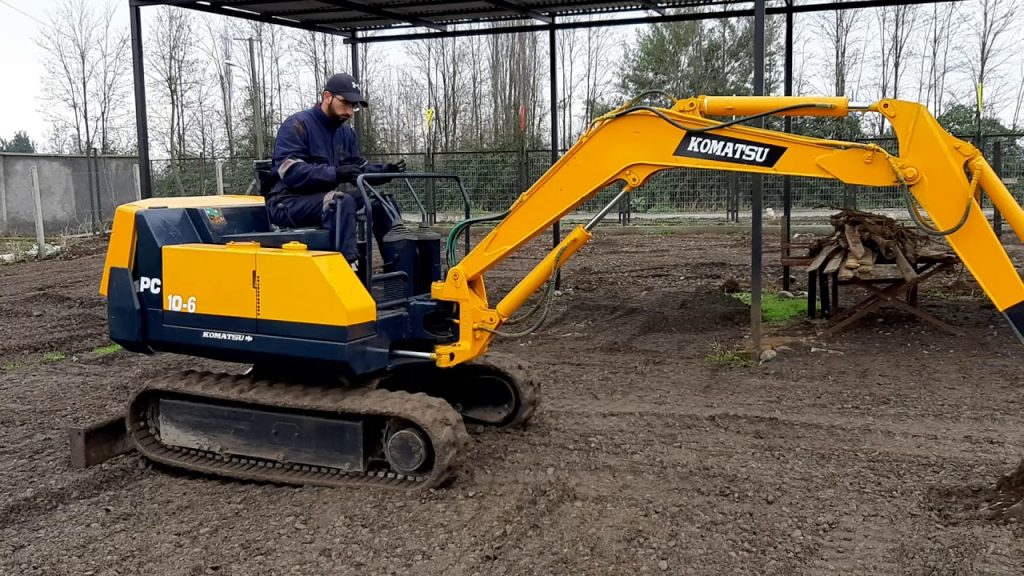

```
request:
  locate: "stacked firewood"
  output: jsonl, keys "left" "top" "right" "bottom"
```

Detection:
{"left": 806, "top": 208, "right": 949, "bottom": 282}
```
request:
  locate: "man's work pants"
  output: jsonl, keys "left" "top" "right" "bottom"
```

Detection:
{"left": 268, "top": 191, "right": 399, "bottom": 262}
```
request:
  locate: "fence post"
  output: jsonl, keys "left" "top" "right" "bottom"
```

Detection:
{"left": 426, "top": 151, "right": 436, "bottom": 225}
{"left": 91, "top": 147, "right": 104, "bottom": 231}
{"left": 842, "top": 184, "right": 857, "bottom": 209}
{"left": 215, "top": 159, "right": 225, "bottom": 195}
{"left": 728, "top": 172, "right": 740, "bottom": 222}
{"left": 0, "top": 155, "right": 6, "bottom": 233}
{"left": 517, "top": 147, "right": 529, "bottom": 200}
{"left": 782, "top": 174, "right": 792, "bottom": 291}
{"left": 993, "top": 140, "right": 1003, "bottom": 238}
{"left": 86, "top": 152, "right": 97, "bottom": 234}
{"left": 133, "top": 163, "right": 142, "bottom": 201}
{"left": 31, "top": 165, "right": 46, "bottom": 260}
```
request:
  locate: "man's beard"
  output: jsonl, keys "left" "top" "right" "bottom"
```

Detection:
{"left": 325, "top": 105, "right": 351, "bottom": 123}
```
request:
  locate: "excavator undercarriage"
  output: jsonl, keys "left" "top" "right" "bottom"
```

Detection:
{"left": 122, "top": 352, "right": 539, "bottom": 489}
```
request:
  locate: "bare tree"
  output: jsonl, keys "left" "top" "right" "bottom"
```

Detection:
{"left": 917, "top": 3, "right": 958, "bottom": 113}
{"left": 814, "top": 5, "right": 861, "bottom": 97}
{"left": 263, "top": 23, "right": 288, "bottom": 130}
{"left": 893, "top": 6, "right": 920, "bottom": 99}
{"left": 37, "top": 0, "right": 131, "bottom": 154}
{"left": 371, "top": 66, "right": 428, "bottom": 153}
{"left": 236, "top": 22, "right": 273, "bottom": 158}
{"left": 355, "top": 35, "right": 387, "bottom": 153}
{"left": 197, "top": 19, "right": 236, "bottom": 158}
{"left": 556, "top": 26, "right": 583, "bottom": 149}
{"left": 581, "top": 26, "right": 615, "bottom": 128}
{"left": 407, "top": 37, "right": 467, "bottom": 152}
{"left": 149, "top": 6, "right": 200, "bottom": 193}
{"left": 762, "top": 15, "right": 786, "bottom": 97}
{"left": 296, "top": 30, "right": 342, "bottom": 103}
{"left": 1013, "top": 58, "right": 1024, "bottom": 130}
{"left": 463, "top": 35, "right": 491, "bottom": 149}
{"left": 790, "top": 24, "right": 815, "bottom": 97}
{"left": 877, "top": 4, "right": 919, "bottom": 101}
{"left": 964, "top": 0, "right": 1017, "bottom": 117}
{"left": 94, "top": 3, "right": 130, "bottom": 153}
{"left": 45, "top": 124, "right": 75, "bottom": 155}
{"left": 488, "top": 28, "right": 543, "bottom": 148}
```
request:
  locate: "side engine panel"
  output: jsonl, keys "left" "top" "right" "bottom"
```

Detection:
{"left": 100, "top": 196, "right": 407, "bottom": 376}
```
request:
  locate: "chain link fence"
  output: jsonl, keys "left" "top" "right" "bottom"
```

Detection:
{"left": 146, "top": 133, "right": 1024, "bottom": 225}
{"left": 150, "top": 157, "right": 260, "bottom": 198}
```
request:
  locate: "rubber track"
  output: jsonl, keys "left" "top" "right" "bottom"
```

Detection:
{"left": 471, "top": 351, "right": 541, "bottom": 429}
{"left": 127, "top": 370, "right": 470, "bottom": 490}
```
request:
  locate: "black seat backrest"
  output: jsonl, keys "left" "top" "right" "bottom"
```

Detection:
{"left": 254, "top": 160, "right": 277, "bottom": 197}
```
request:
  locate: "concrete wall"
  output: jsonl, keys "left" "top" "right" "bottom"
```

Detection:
{"left": 0, "top": 153, "right": 140, "bottom": 236}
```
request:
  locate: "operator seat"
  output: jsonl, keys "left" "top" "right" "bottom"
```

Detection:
{"left": 213, "top": 160, "right": 358, "bottom": 252}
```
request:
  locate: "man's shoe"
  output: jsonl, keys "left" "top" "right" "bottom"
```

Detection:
{"left": 349, "top": 260, "right": 359, "bottom": 272}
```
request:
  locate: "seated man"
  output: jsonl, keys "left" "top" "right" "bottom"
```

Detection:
{"left": 266, "top": 72, "right": 405, "bottom": 268}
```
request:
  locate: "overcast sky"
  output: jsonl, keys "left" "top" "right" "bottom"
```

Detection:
{"left": 0, "top": 0, "right": 83, "bottom": 141}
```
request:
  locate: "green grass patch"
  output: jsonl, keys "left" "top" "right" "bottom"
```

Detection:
{"left": 42, "top": 351, "right": 67, "bottom": 363}
{"left": 731, "top": 292, "right": 806, "bottom": 324}
{"left": 2, "top": 361, "right": 22, "bottom": 371}
{"left": 705, "top": 342, "right": 751, "bottom": 366}
{"left": 90, "top": 343, "right": 122, "bottom": 356}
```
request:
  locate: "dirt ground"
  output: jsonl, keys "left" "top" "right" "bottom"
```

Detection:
{"left": 3, "top": 228, "right": 1024, "bottom": 576}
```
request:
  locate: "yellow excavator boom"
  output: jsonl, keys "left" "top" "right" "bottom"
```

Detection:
{"left": 431, "top": 96, "right": 1024, "bottom": 366}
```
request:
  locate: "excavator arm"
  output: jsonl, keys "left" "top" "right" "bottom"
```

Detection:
{"left": 431, "top": 96, "right": 1024, "bottom": 366}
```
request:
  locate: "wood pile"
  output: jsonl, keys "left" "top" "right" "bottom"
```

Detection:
{"left": 806, "top": 208, "right": 950, "bottom": 282}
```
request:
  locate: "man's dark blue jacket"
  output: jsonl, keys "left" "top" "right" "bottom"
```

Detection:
{"left": 268, "top": 105, "right": 386, "bottom": 200}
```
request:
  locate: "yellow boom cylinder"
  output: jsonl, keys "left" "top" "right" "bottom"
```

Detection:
{"left": 977, "top": 159, "right": 1024, "bottom": 244}
{"left": 496, "top": 225, "right": 592, "bottom": 321}
{"left": 701, "top": 96, "right": 850, "bottom": 118}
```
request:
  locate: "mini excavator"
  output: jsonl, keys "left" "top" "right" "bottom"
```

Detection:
{"left": 96, "top": 95, "right": 1024, "bottom": 488}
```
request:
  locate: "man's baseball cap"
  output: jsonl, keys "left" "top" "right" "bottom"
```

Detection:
{"left": 324, "top": 73, "right": 368, "bottom": 107}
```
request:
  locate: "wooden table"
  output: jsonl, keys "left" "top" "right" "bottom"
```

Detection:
{"left": 808, "top": 254, "right": 962, "bottom": 337}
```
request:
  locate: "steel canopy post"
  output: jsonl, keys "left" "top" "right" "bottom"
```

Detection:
{"left": 130, "top": 1, "right": 153, "bottom": 199}
{"left": 549, "top": 23, "right": 561, "bottom": 288}
{"left": 751, "top": 0, "right": 766, "bottom": 355}
{"left": 782, "top": 2, "right": 794, "bottom": 291}
{"left": 350, "top": 31, "right": 362, "bottom": 136}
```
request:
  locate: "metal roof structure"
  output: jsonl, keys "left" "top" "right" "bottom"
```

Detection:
{"left": 133, "top": 0, "right": 956, "bottom": 41}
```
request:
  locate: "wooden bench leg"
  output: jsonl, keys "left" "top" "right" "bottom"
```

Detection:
{"left": 831, "top": 272, "right": 839, "bottom": 313}
{"left": 819, "top": 270, "right": 830, "bottom": 317}
{"left": 822, "top": 298, "right": 883, "bottom": 337}
{"left": 808, "top": 271, "right": 817, "bottom": 318}
{"left": 857, "top": 280, "right": 963, "bottom": 336}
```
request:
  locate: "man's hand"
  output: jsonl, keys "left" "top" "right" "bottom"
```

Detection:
{"left": 335, "top": 163, "right": 362, "bottom": 183}
{"left": 384, "top": 158, "right": 407, "bottom": 174}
